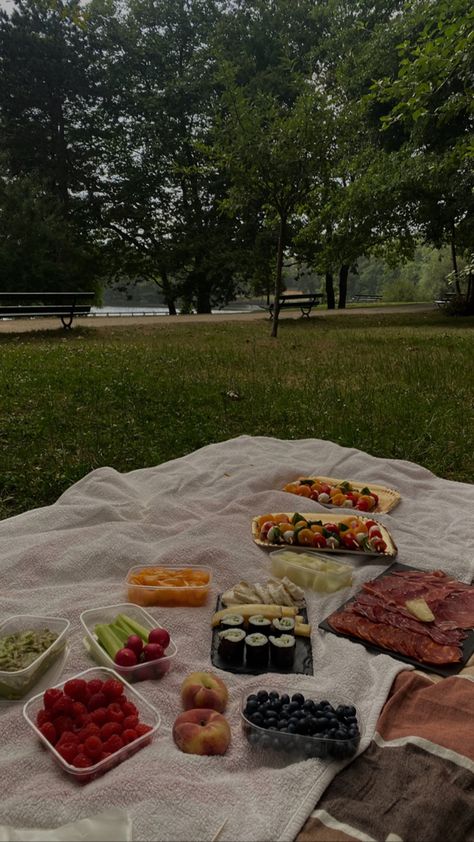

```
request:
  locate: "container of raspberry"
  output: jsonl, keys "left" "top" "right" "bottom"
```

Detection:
{"left": 23, "top": 667, "right": 161, "bottom": 782}
{"left": 80, "top": 603, "right": 177, "bottom": 682}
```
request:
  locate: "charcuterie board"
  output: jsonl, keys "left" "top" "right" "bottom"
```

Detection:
{"left": 319, "top": 562, "right": 474, "bottom": 677}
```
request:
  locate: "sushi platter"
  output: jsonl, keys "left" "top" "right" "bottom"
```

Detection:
{"left": 211, "top": 596, "right": 314, "bottom": 676}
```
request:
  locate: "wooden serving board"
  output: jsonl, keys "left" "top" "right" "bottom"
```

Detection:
{"left": 251, "top": 513, "right": 397, "bottom": 559}
{"left": 283, "top": 476, "right": 401, "bottom": 514}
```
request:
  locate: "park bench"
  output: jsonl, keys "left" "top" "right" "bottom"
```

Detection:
{"left": 0, "top": 291, "right": 95, "bottom": 329}
{"left": 434, "top": 292, "right": 456, "bottom": 309}
{"left": 351, "top": 293, "right": 382, "bottom": 303}
{"left": 268, "top": 292, "right": 324, "bottom": 319}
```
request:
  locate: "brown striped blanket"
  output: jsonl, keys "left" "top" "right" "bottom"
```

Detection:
{"left": 297, "top": 663, "right": 474, "bottom": 842}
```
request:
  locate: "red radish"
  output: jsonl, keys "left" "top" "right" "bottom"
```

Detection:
{"left": 114, "top": 648, "right": 138, "bottom": 667}
{"left": 148, "top": 628, "right": 170, "bottom": 650}
{"left": 126, "top": 635, "right": 144, "bottom": 657}
{"left": 142, "top": 643, "right": 164, "bottom": 662}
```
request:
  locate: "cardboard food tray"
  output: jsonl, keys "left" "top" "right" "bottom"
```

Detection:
{"left": 252, "top": 512, "right": 397, "bottom": 559}
{"left": 319, "top": 562, "right": 474, "bottom": 678}
{"left": 283, "top": 476, "right": 401, "bottom": 513}
{"left": 211, "top": 596, "right": 313, "bottom": 676}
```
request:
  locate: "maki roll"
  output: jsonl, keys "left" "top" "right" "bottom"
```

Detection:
{"left": 271, "top": 617, "right": 295, "bottom": 637}
{"left": 269, "top": 634, "right": 296, "bottom": 669}
{"left": 248, "top": 615, "right": 272, "bottom": 636}
{"left": 220, "top": 613, "right": 245, "bottom": 631}
{"left": 245, "top": 633, "right": 269, "bottom": 668}
{"left": 218, "top": 628, "right": 245, "bottom": 663}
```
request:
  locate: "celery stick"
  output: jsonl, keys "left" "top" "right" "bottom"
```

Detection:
{"left": 110, "top": 623, "right": 130, "bottom": 646}
{"left": 94, "top": 623, "right": 124, "bottom": 659}
{"left": 115, "top": 614, "right": 150, "bottom": 643}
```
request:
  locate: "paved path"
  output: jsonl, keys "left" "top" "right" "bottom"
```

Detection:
{"left": 0, "top": 303, "right": 434, "bottom": 334}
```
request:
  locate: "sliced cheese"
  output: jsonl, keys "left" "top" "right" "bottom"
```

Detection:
{"left": 405, "top": 598, "right": 435, "bottom": 622}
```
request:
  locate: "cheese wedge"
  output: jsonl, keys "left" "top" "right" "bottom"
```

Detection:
{"left": 405, "top": 598, "right": 435, "bottom": 622}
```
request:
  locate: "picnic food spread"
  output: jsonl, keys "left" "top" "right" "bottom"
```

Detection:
{"left": 282, "top": 477, "right": 401, "bottom": 513}
{"left": 252, "top": 512, "right": 396, "bottom": 555}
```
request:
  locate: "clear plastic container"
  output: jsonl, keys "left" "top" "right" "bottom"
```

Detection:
{"left": 23, "top": 667, "right": 160, "bottom": 782}
{"left": 80, "top": 603, "right": 177, "bottom": 682}
{"left": 270, "top": 549, "right": 353, "bottom": 593}
{"left": 125, "top": 564, "right": 212, "bottom": 607}
{"left": 0, "top": 615, "right": 70, "bottom": 700}
{"left": 240, "top": 680, "right": 362, "bottom": 761}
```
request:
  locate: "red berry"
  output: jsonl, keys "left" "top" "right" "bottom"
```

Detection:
{"left": 88, "top": 692, "right": 107, "bottom": 712}
{"left": 122, "top": 728, "right": 138, "bottom": 745}
{"left": 64, "top": 679, "right": 88, "bottom": 702}
{"left": 57, "top": 730, "right": 79, "bottom": 746}
{"left": 84, "top": 735, "right": 103, "bottom": 760}
{"left": 43, "top": 688, "right": 63, "bottom": 710}
{"left": 87, "top": 679, "right": 104, "bottom": 696}
{"left": 71, "top": 701, "right": 88, "bottom": 718}
{"left": 90, "top": 707, "right": 108, "bottom": 726}
{"left": 135, "top": 723, "right": 152, "bottom": 737}
{"left": 54, "top": 716, "right": 74, "bottom": 735}
{"left": 57, "top": 743, "right": 78, "bottom": 764}
{"left": 72, "top": 753, "right": 93, "bottom": 768}
{"left": 51, "top": 696, "right": 74, "bottom": 718}
{"left": 107, "top": 702, "right": 124, "bottom": 723}
{"left": 120, "top": 700, "right": 138, "bottom": 717}
{"left": 100, "top": 721, "right": 121, "bottom": 740}
{"left": 123, "top": 714, "right": 139, "bottom": 730}
{"left": 103, "top": 734, "right": 123, "bottom": 754}
{"left": 73, "top": 713, "right": 91, "bottom": 732}
{"left": 103, "top": 678, "right": 124, "bottom": 700}
{"left": 36, "top": 709, "right": 51, "bottom": 728}
{"left": 39, "top": 722, "right": 57, "bottom": 744}
{"left": 78, "top": 723, "right": 101, "bottom": 741}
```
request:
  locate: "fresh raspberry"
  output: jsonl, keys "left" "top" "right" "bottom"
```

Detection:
{"left": 54, "top": 715, "right": 74, "bottom": 735}
{"left": 100, "top": 721, "right": 121, "bottom": 740}
{"left": 120, "top": 700, "right": 138, "bottom": 717}
{"left": 87, "top": 679, "right": 104, "bottom": 696}
{"left": 56, "top": 730, "right": 79, "bottom": 746}
{"left": 122, "top": 728, "right": 138, "bottom": 745}
{"left": 90, "top": 707, "right": 108, "bottom": 726}
{"left": 78, "top": 723, "right": 101, "bottom": 741}
{"left": 39, "top": 722, "right": 57, "bottom": 744}
{"left": 107, "top": 703, "right": 124, "bottom": 723}
{"left": 122, "top": 715, "right": 138, "bottom": 730}
{"left": 102, "top": 734, "right": 123, "bottom": 754}
{"left": 88, "top": 692, "right": 107, "bottom": 712}
{"left": 71, "top": 701, "right": 88, "bottom": 718}
{"left": 43, "top": 688, "right": 63, "bottom": 710}
{"left": 51, "top": 696, "right": 74, "bottom": 718}
{"left": 36, "top": 709, "right": 51, "bottom": 727}
{"left": 72, "top": 713, "right": 91, "bottom": 733}
{"left": 72, "top": 753, "right": 93, "bottom": 768}
{"left": 57, "top": 742, "right": 78, "bottom": 764}
{"left": 64, "top": 679, "right": 88, "bottom": 702}
{"left": 103, "top": 678, "right": 124, "bottom": 700}
{"left": 84, "top": 735, "right": 103, "bottom": 760}
{"left": 135, "top": 723, "right": 152, "bottom": 737}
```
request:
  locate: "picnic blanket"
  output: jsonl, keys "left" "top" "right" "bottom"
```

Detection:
{"left": 1, "top": 435, "right": 473, "bottom": 841}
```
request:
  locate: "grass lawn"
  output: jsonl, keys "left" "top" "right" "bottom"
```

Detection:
{"left": 0, "top": 309, "right": 473, "bottom": 520}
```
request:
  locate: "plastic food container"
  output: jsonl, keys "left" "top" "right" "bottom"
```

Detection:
{"left": 23, "top": 667, "right": 160, "bottom": 782}
{"left": 241, "top": 680, "right": 362, "bottom": 761}
{"left": 270, "top": 549, "right": 353, "bottom": 593}
{"left": 0, "top": 615, "right": 70, "bottom": 701}
{"left": 80, "top": 603, "right": 177, "bottom": 682}
{"left": 125, "top": 564, "right": 212, "bottom": 607}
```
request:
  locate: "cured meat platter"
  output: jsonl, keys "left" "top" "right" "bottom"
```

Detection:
{"left": 282, "top": 476, "right": 401, "bottom": 514}
{"left": 319, "top": 563, "right": 474, "bottom": 677}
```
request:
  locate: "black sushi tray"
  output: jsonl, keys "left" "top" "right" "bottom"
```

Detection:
{"left": 211, "top": 595, "right": 313, "bottom": 676}
{"left": 319, "top": 562, "right": 474, "bottom": 678}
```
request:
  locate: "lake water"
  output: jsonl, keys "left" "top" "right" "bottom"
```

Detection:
{"left": 90, "top": 304, "right": 264, "bottom": 317}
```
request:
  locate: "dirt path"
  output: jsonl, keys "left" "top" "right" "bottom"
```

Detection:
{"left": 0, "top": 303, "right": 434, "bottom": 334}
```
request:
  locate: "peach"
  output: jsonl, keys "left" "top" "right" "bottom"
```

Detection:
{"left": 181, "top": 671, "right": 228, "bottom": 713}
{"left": 172, "top": 708, "right": 231, "bottom": 756}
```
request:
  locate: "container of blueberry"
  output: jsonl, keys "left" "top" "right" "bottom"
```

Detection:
{"left": 241, "top": 684, "right": 361, "bottom": 760}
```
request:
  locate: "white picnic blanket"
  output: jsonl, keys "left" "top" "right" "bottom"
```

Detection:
{"left": 1, "top": 435, "right": 473, "bottom": 842}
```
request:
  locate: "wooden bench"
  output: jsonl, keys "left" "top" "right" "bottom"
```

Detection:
{"left": 0, "top": 292, "right": 95, "bottom": 329}
{"left": 434, "top": 292, "right": 456, "bottom": 309}
{"left": 351, "top": 294, "right": 382, "bottom": 303}
{"left": 268, "top": 292, "right": 324, "bottom": 319}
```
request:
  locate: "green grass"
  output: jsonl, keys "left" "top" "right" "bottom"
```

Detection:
{"left": 1, "top": 309, "right": 473, "bottom": 520}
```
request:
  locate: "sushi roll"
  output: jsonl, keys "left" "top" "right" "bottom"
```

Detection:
{"left": 271, "top": 617, "right": 295, "bottom": 637}
{"left": 220, "top": 613, "right": 245, "bottom": 631}
{"left": 269, "top": 634, "right": 296, "bottom": 669}
{"left": 248, "top": 615, "right": 272, "bottom": 636}
{"left": 245, "top": 633, "right": 269, "bottom": 668}
{"left": 218, "top": 628, "right": 245, "bottom": 663}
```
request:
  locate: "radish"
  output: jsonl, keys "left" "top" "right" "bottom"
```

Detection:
{"left": 148, "top": 628, "right": 170, "bottom": 650}
{"left": 114, "top": 647, "right": 138, "bottom": 667}
{"left": 143, "top": 643, "right": 164, "bottom": 662}
{"left": 126, "top": 634, "right": 144, "bottom": 657}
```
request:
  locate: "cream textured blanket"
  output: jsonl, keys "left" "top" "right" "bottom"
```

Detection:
{"left": 1, "top": 436, "right": 473, "bottom": 842}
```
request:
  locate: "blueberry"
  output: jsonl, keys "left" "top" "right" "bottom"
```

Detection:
{"left": 303, "top": 700, "right": 315, "bottom": 712}
{"left": 297, "top": 718, "right": 309, "bottom": 735}
{"left": 259, "top": 734, "right": 272, "bottom": 749}
{"left": 291, "top": 693, "right": 305, "bottom": 706}
{"left": 245, "top": 701, "right": 258, "bottom": 715}
{"left": 277, "top": 719, "right": 289, "bottom": 730}
{"left": 319, "top": 699, "right": 330, "bottom": 707}
{"left": 280, "top": 694, "right": 290, "bottom": 705}
{"left": 328, "top": 728, "right": 338, "bottom": 738}
{"left": 315, "top": 717, "right": 328, "bottom": 730}
{"left": 250, "top": 712, "right": 264, "bottom": 726}
{"left": 288, "top": 701, "right": 300, "bottom": 714}
{"left": 307, "top": 717, "right": 318, "bottom": 735}
{"left": 344, "top": 705, "right": 357, "bottom": 717}
{"left": 287, "top": 723, "right": 298, "bottom": 734}
{"left": 265, "top": 717, "right": 278, "bottom": 729}
{"left": 246, "top": 694, "right": 258, "bottom": 704}
{"left": 336, "top": 705, "right": 346, "bottom": 718}
{"left": 269, "top": 691, "right": 280, "bottom": 700}
{"left": 248, "top": 731, "right": 260, "bottom": 745}
{"left": 257, "top": 690, "right": 269, "bottom": 703}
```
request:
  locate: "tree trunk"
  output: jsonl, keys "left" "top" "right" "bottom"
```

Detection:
{"left": 338, "top": 264, "right": 349, "bottom": 309}
{"left": 161, "top": 269, "right": 177, "bottom": 316}
{"left": 325, "top": 271, "right": 335, "bottom": 310}
{"left": 196, "top": 279, "right": 212, "bottom": 314}
{"left": 271, "top": 215, "right": 287, "bottom": 338}
{"left": 450, "top": 222, "right": 461, "bottom": 296}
